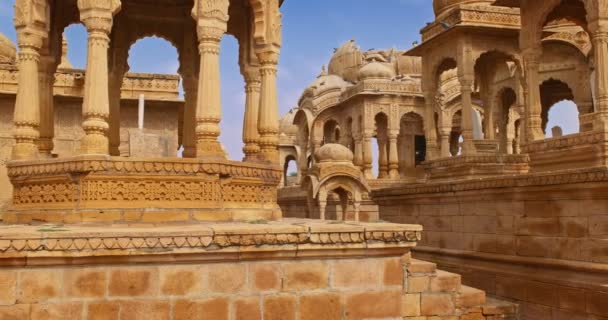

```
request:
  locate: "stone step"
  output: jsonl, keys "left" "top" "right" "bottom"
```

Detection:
{"left": 430, "top": 269, "right": 462, "bottom": 292}
{"left": 456, "top": 285, "right": 487, "bottom": 308}
{"left": 407, "top": 259, "right": 437, "bottom": 274}
{"left": 481, "top": 297, "right": 519, "bottom": 319}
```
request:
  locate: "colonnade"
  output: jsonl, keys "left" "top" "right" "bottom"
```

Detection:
{"left": 11, "top": 0, "right": 281, "bottom": 165}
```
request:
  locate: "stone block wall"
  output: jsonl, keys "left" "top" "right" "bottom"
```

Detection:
{"left": 0, "top": 221, "right": 516, "bottom": 320}
{"left": 374, "top": 168, "right": 608, "bottom": 319}
{"left": 0, "top": 256, "right": 517, "bottom": 320}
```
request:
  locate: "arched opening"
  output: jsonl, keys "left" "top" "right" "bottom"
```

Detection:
{"left": 540, "top": 79, "right": 579, "bottom": 137}
{"left": 374, "top": 112, "right": 389, "bottom": 179}
{"left": 51, "top": 23, "right": 89, "bottom": 158}
{"left": 62, "top": 23, "right": 88, "bottom": 69}
{"left": 283, "top": 155, "right": 298, "bottom": 187}
{"left": 496, "top": 88, "right": 518, "bottom": 154}
{"left": 218, "top": 34, "right": 245, "bottom": 160}
{"left": 121, "top": 36, "right": 181, "bottom": 158}
{"left": 323, "top": 119, "right": 341, "bottom": 145}
{"left": 435, "top": 58, "right": 458, "bottom": 157}
{"left": 474, "top": 51, "right": 519, "bottom": 141}
{"left": 398, "top": 112, "right": 425, "bottom": 179}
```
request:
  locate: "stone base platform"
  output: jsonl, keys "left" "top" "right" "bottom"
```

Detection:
{"left": 0, "top": 219, "right": 518, "bottom": 320}
{"left": 4, "top": 155, "right": 282, "bottom": 224}
{"left": 423, "top": 154, "right": 530, "bottom": 181}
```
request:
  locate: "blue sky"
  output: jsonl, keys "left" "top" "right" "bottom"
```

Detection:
{"left": 0, "top": 0, "right": 577, "bottom": 160}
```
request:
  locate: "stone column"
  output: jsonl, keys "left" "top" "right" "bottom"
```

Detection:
{"left": 37, "top": 56, "right": 55, "bottom": 157}
{"left": 78, "top": 0, "right": 121, "bottom": 155}
{"left": 591, "top": 20, "right": 608, "bottom": 128}
{"left": 423, "top": 91, "right": 439, "bottom": 160}
{"left": 388, "top": 132, "right": 399, "bottom": 179}
{"left": 182, "top": 77, "right": 197, "bottom": 158}
{"left": 12, "top": 32, "right": 44, "bottom": 160}
{"left": 195, "top": 25, "right": 226, "bottom": 159}
{"left": 459, "top": 78, "right": 475, "bottom": 155}
{"left": 522, "top": 48, "right": 544, "bottom": 141}
{"left": 363, "top": 133, "right": 373, "bottom": 179}
{"left": 378, "top": 139, "right": 388, "bottom": 179}
{"left": 243, "top": 67, "right": 262, "bottom": 161}
{"left": 439, "top": 127, "right": 451, "bottom": 158}
{"left": 354, "top": 137, "right": 363, "bottom": 167}
{"left": 257, "top": 50, "right": 281, "bottom": 164}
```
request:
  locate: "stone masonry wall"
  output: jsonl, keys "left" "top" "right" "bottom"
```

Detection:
{"left": 0, "top": 256, "right": 515, "bottom": 320}
{"left": 375, "top": 174, "right": 608, "bottom": 320}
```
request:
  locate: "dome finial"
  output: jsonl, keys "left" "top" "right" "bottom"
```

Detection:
{"left": 318, "top": 65, "right": 328, "bottom": 77}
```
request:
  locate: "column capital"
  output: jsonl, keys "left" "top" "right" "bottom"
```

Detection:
{"left": 256, "top": 48, "right": 280, "bottom": 66}
{"left": 15, "top": 30, "right": 44, "bottom": 51}
{"left": 521, "top": 47, "right": 542, "bottom": 67}
{"left": 192, "top": 0, "right": 229, "bottom": 42}
{"left": 243, "top": 66, "right": 262, "bottom": 84}
{"left": 77, "top": 0, "right": 121, "bottom": 33}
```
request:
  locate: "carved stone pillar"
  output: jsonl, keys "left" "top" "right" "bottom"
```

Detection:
{"left": 423, "top": 91, "right": 439, "bottom": 160}
{"left": 243, "top": 67, "right": 262, "bottom": 161}
{"left": 439, "top": 127, "right": 451, "bottom": 158}
{"left": 459, "top": 78, "right": 475, "bottom": 155}
{"left": 194, "top": 28, "right": 226, "bottom": 159}
{"left": 522, "top": 48, "right": 544, "bottom": 141}
{"left": 37, "top": 56, "right": 55, "bottom": 156}
{"left": 354, "top": 137, "right": 363, "bottom": 167}
{"left": 78, "top": 0, "right": 121, "bottom": 155}
{"left": 12, "top": 32, "right": 44, "bottom": 160}
{"left": 591, "top": 22, "right": 608, "bottom": 127}
{"left": 363, "top": 133, "right": 373, "bottom": 179}
{"left": 193, "top": 0, "right": 229, "bottom": 159}
{"left": 257, "top": 50, "right": 281, "bottom": 164}
{"left": 378, "top": 139, "right": 388, "bottom": 179}
{"left": 108, "top": 73, "right": 123, "bottom": 156}
{"left": 388, "top": 132, "right": 399, "bottom": 179}
{"left": 182, "top": 76, "right": 197, "bottom": 158}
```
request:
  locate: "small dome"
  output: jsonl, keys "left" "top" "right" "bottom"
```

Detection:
{"left": 0, "top": 33, "right": 16, "bottom": 64}
{"left": 304, "top": 66, "right": 350, "bottom": 97}
{"left": 328, "top": 40, "right": 363, "bottom": 83}
{"left": 314, "top": 143, "right": 354, "bottom": 163}
{"left": 358, "top": 59, "right": 395, "bottom": 81}
{"left": 433, "top": 0, "right": 494, "bottom": 17}
{"left": 280, "top": 108, "right": 298, "bottom": 136}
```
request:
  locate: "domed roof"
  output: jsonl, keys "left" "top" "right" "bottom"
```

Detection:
{"left": 279, "top": 108, "right": 298, "bottom": 136}
{"left": 314, "top": 143, "right": 354, "bottom": 163}
{"left": 358, "top": 59, "right": 395, "bottom": 81}
{"left": 433, "top": 0, "right": 494, "bottom": 17}
{"left": 0, "top": 33, "right": 16, "bottom": 64}
{"left": 303, "top": 66, "right": 350, "bottom": 97}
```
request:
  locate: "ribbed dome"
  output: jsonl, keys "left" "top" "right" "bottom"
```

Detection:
{"left": 304, "top": 66, "right": 350, "bottom": 96}
{"left": 0, "top": 33, "right": 16, "bottom": 64}
{"left": 433, "top": 0, "right": 494, "bottom": 17}
{"left": 314, "top": 144, "right": 354, "bottom": 163}
{"left": 358, "top": 59, "right": 395, "bottom": 81}
{"left": 279, "top": 109, "right": 298, "bottom": 136}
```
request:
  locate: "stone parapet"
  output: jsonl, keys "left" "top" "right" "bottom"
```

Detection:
{"left": 420, "top": 4, "right": 521, "bottom": 43}
{"left": 0, "top": 66, "right": 181, "bottom": 101}
{"left": 421, "top": 154, "right": 530, "bottom": 181}
{"left": 522, "top": 131, "right": 608, "bottom": 172}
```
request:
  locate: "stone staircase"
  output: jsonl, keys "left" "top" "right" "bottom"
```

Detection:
{"left": 404, "top": 259, "right": 518, "bottom": 319}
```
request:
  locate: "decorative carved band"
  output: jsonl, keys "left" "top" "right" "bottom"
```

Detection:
{"left": 0, "top": 223, "right": 421, "bottom": 255}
